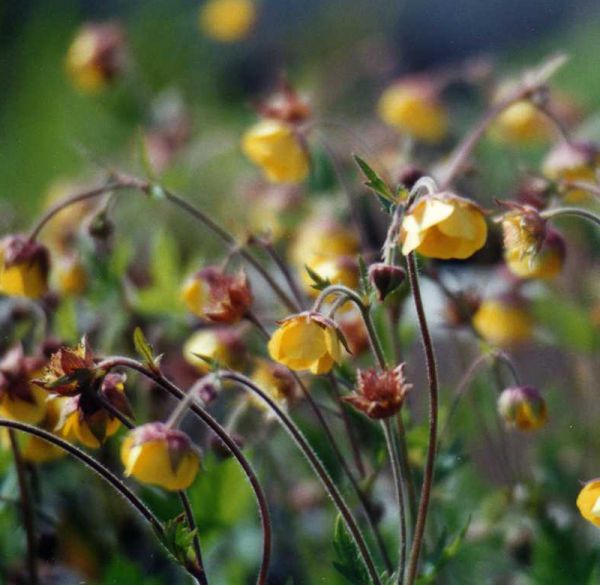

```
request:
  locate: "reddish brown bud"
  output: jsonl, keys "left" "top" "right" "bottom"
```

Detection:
{"left": 344, "top": 364, "right": 411, "bottom": 419}
{"left": 368, "top": 263, "right": 406, "bottom": 301}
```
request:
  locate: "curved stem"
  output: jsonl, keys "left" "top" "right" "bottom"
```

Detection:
{"left": 218, "top": 371, "right": 382, "bottom": 585}
{"left": 8, "top": 429, "right": 38, "bottom": 585}
{"left": 0, "top": 419, "right": 164, "bottom": 536}
{"left": 559, "top": 181, "right": 600, "bottom": 200}
{"left": 312, "top": 284, "right": 366, "bottom": 314}
{"left": 96, "top": 357, "right": 271, "bottom": 585}
{"left": 405, "top": 252, "right": 439, "bottom": 585}
{"left": 540, "top": 206, "right": 600, "bottom": 229}
{"left": 382, "top": 419, "right": 407, "bottom": 584}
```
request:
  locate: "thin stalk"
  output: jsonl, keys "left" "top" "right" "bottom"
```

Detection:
{"left": 382, "top": 419, "right": 407, "bottom": 584}
{"left": 97, "top": 394, "right": 207, "bottom": 584}
{"left": 540, "top": 206, "right": 600, "bottom": 229}
{"left": 560, "top": 181, "right": 600, "bottom": 200}
{"left": 218, "top": 371, "right": 382, "bottom": 585}
{"left": 96, "top": 357, "right": 271, "bottom": 585}
{"left": 8, "top": 429, "right": 38, "bottom": 585}
{"left": 405, "top": 252, "right": 439, "bottom": 585}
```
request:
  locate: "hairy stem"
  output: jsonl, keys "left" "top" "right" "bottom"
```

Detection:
{"left": 540, "top": 206, "right": 600, "bottom": 228}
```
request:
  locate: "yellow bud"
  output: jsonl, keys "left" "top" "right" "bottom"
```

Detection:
{"left": 0, "top": 235, "right": 50, "bottom": 299}
{"left": 199, "top": 0, "right": 256, "bottom": 43}
{"left": 242, "top": 119, "right": 309, "bottom": 184}
{"left": 0, "top": 384, "right": 48, "bottom": 425}
{"left": 490, "top": 101, "right": 550, "bottom": 145}
{"left": 577, "top": 480, "right": 600, "bottom": 528}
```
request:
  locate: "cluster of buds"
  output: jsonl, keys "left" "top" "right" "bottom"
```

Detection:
{"left": 182, "top": 266, "right": 253, "bottom": 324}
{"left": 344, "top": 364, "right": 411, "bottom": 419}
{"left": 497, "top": 385, "right": 547, "bottom": 431}
{"left": 65, "top": 22, "right": 127, "bottom": 93}
{"left": 0, "top": 235, "right": 50, "bottom": 299}
{"left": 121, "top": 422, "right": 200, "bottom": 491}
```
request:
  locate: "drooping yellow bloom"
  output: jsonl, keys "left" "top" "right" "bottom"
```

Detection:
{"left": 472, "top": 298, "right": 533, "bottom": 347}
{"left": 0, "top": 235, "right": 50, "bottom": 299}
{"left": 199, "top": 0, "right": 256, "bottom": 43}
{"left": 60, "top": 406, "right": 122, "bottom": 449}
{"left": 497, "top": 386, "right": 547, "bottom": 431}
{"left": 0, "top": 384, "right": 48, "bottom": 425}
{"left": 242, "top": 119, "right": 310, "bottom": 184}
{"left": 505, "top": 229, "right": 565, "bottom": 280}
{"left": 268, "top": 313, "right": 343, "bottom": 375}
{"left": 490, "top": 101, "right": 550, "bottom": 145}
{"left": 577, "top": 480, "right": 600, "bottom": 528}
{"left": 250, "top": 359, "right": 297, "bottom": 415}
{"left": 121, "top": 423, "right": 200, "bottom": 491}
{"left": 400, "top": 193, "right": 488, "bottom": 260}
{"left": 378, "top": 79, "right": 448, "bottom": 143}
{"left": 542, "top": 140, "right": 600, "bottom": 202}
{"left": 183, "top": 328, "right": 245, "bottom": 373}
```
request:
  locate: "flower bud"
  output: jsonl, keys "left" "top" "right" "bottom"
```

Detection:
{"left": 505, "top": 227, "right": 565, "bottom": 280}
{"left": 65, "top": 22, "right": 126, "bottom": 93}
{"left": 498, "top": 202, "right": 547, "bottom": 261}
{"left": 473, "top": 295, "right": 533, "bottom": 347}
{"left": 0, "top": 235, "right": 50, "bottom": 299}
{"left": 182, "top": 266, "right": 253, "bottom": 324}
{"left": 490, "top": 98, "right": 550, "bottom": 146}
{"left": 577, "top": 479, "right": 600, "bottom": 528}
{"left": 254, "top": 79, "right": 311, "bottom": 125}
{"left": 242, "top": 119, "right": 310, "bottom": 184}
{"left": 497, "top": 386, "right": 547, "bottom": 431}
{"left": 542, "top": 140, "right": 600, "bottom": 202}
{"left": 198, "top": 0, "right": 256, "bottom": 43}
{"left": 378, "top": 76, "right": 448, "bottom": 143}
{"left": 0, "top": 345, "right": 47, "bottom": 424}
{"left": 268, "top": 312, "right": 345, "bottom": 375}
{"left": 368, "top": 263, "right": 406, "bottom": 301}
{"left": 344, "top": 364, "right": 411, "bottom": 419}
{"left": 121, "top": 422, "right": 200, "bottom": 491}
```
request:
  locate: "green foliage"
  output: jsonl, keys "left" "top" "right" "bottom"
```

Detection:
{"left": 304, "top": 263, "right": 333, "bottom": 291}
{"left": 353, "top": 155, "right": 395, "bottom": 214}
{"left": 332, "top": 514, "right": 370, "bottom": 585}
{"left": 133, "top": 326, "right": 161, "bottom": 373}
{"left": 160, "top": 513, "right": 198, "bottom": 568}
{"left": 100, "top": 556, "right": 163, "bottom": 585}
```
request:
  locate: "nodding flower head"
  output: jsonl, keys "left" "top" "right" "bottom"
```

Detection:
{"left": 198, "top": 0, "right": 256, "bottom": 43}
{"left": 0, "top": 235, "right": 50, "bottom": 299}
{"left": 182, "top": 266, "right": 253, "bottom": 324}
{"left": 497, "top": 385, "right": 547, "bottom": 431}
{"left": 473, "top": 294, "right": 534, "bottom": 347}
{"left": 268, "top": 312, "right": 346, "bottom": 375}
{"left": 344, "top": 364, "right": 411, "bottom": 419}
{"left": 577, "top": 480, "right": 600, "bottom": 528}
{"left": 121, "top": 422, "right": 200, "bottom": 491}
{"left": 249, "top": 359, "right": 298, "bottom": 417}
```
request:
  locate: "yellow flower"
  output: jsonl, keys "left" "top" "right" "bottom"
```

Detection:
{"left": 121, "top": 422, "right": 200, "bottom": 491}
{"left": 250, "top": 359, "right": 297, "bottom": 415}
{"left": 242, "top": 119, "right": 310, "bottom": 184}
{"left": 301, "top": 256, "right": 359, "bottom": 300}
{"left": 472, "top": 298, "right": 533, "bottom": 347}
{"left": 543, "top": 140, "right": 600, "bottom": 202}
{"left": 400, "top": 193, "right": 488, "bottom": 260}
{"left": 65, "top": 22, "right": 126, "bottom": 93}
{"left": 268, "top": 313, "right": 343, "bottom": 374}
{"left": 0, "top": 384, "right": 48, "bottom": 425}
{"left": 55, "top": 255, "right": 88, "bottom": 296}
{"left": 378, "top": 79, "right": 448, "bottom": 143}
{"left": 497, "top": 386, "right": 547, "bottom": 431}
{"left": 577, "top": 480, "right": 600, "bottom": 528}
{"left": 490, "top": 101, "right": 550, "bottom": 145}
{"left": 505, "top": 229, "right": 565, "bottom": 280}
{"left": 0, "top": 235, "right": 50, "bottom": 299}
{"left": 183, "top": 328, "right": 245, "bottom": 373}
{"left": 199, "top": 0, "right": 256, "bottom": 43}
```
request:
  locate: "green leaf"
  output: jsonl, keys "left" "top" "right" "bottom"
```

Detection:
{"left": 160, "top": 513, "right": 198, "bottom": 567}
{"left": 332, "top": 514, "right": 370, "bottom": 585}
{"left": 304, "top": 264, "right": 332, "bottom": 291}
{"left": 133, "top": 327, "right": 160, "bottom": 373}
{"left": 353, "top": 155, "right": 394, "bottom": 201}
{"left": 100, "top": 556, "right": 162, "bottom": 584}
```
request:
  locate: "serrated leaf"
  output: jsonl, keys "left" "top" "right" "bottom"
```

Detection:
{"left": 332, "top": 514, "right": 370, "bottom": 585}
{"left": 304, "top": 264, "right": 331, "bottom": 291}
{"left": 161, "top": 513, "right": 198, "bottom": 567}
{"left": 354, "top": 155, "right": 394, "bottom": 202}
{"left": 133, "top": 327, "right": 159, "bottom": 373}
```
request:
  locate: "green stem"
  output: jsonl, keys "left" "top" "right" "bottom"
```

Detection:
{"left": 540, "top": 206, "right": 600, "bottom": 229}
{"left": 8, "top": 429, "right": 39, "bottom": 585}
{"left": 218, "top": 371, "right": 383, "bottom": 585}
{"left": 405, "top": 252, "right": 439, "bottom": 585}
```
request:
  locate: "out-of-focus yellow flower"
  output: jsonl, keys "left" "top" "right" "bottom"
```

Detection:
{"left": 378, "top": 78, "right": 448, "bottom": 143}
{"left": 543, "top": 140, "right": 600, "bottom": 202}
{"left": 181, "top": 267, "right": 252, "bottom": 324}
{"left": 505, "top": 228, "right": 565, "bottom": 280}
{"left": 268, "top": 312, "right": 343, "bottom": 374}
{"left": 242, "top": 119, "right": 310, "bottom": 184}
{"left": 400, "top": 193, "right": 488, "bottom": 260}
{"left": 250, "top": 359, "right": 297, "bottom": 415}
{"left": 301, "top": 256, "right": 359, "bottom": 299}
{"left": 490, "top": 101, "right": 550, "bottom": 145}
{"left": 0, "top": 346, "right": 47, "bottom": 425}
{"left": 0, "top": 235, "right": 50, "bottom": 299}
{"left": 183, "top": 328, "right": 245, "bottom": 373}
{"left": 473, "top": 297, "right": 533, "bottom": 347}
{"left": 55, "top": 255, "right": 88, "bottom": 296}
{"left": 199, "top": 0, "right": 256, "bottom": 43}
{"left": 577, "top": 480, "right": 600, "bottom": 528}
{"left": 121, "top": 422, "right": 200, "bottom": 491}
{"left": 65, "top": 22, "right": 126, "bottom": 93}
{"left": 497, "top": 385, "right": 547, "bottom": 431}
